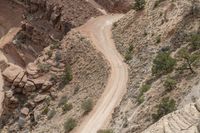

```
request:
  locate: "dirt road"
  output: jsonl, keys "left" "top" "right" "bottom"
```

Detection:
{"left": 75, "top": 15, "right": 128, "bottom": 133}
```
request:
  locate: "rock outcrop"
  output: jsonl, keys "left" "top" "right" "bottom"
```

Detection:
{"left": 143, "top": 99, "right": 200, "bottom": 133}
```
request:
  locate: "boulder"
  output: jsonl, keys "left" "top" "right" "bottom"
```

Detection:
{"left": 20, "top": 107, "right": 29, "bottom": 116}
{"left": 31, "top": 78, "right": 45, "bottom": 89}
{"left": 195, "top": 99, "right": 200, "bottom": 112}
{"left": 24, "top": 81, "right": 36, "bottom": 93}
{"left": 2, "top": 65, "right": 24, "bottom": 83}
{"left": 41, "top": 81, "right": 52, "bottom": 91}
{"left": 13, "top": 72, "right": 26, "bottom": 86}
{"left": 19, "top": 75, "right": 28, "bottom": 88}
{"left": 34, "top": 94, "right": 47, "bottom": 103}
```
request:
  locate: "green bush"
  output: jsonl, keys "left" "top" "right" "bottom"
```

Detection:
{"left": 62, "top": 103, "right": 73, "bottom": 113}
{"left": 154, "top": 0, "right": 166, "bottom": 8}
{"left": 164, "top": 77, "right": 177, "bottom": 91}
{"left": 97, "top": 129, "right": 114, "bottom": 133}
{"left": 46, "top": 50, "right": 53, "bottom": 58}
{"left": 152, "top": 52, "right": 176, "bottom": 76}
{"left": 178, "top": 48, "right": 200, "bottom": 73}
{"left": 191, "top": 34, "right": 200, "bottom": 50}
{"left": 50, "top": 73, "right": 57, "bottom": 83}
{"left": 54, "top": 51, "right": 62, "bottom": 62}
{"left": 152, "top": 97, "right": 176, "bottom": 122}
{"left": 156, "top": 35, "right": 161, "bottom": 43}
{"left": 63, "top": 118, "right": 77, "bottom": 133}
{"left": 134, "top": 0, "right": 146, "bottom": 11}
{"left": 137, "top": 84, "right": 151, "bottom": 104}
{"left": 42, "top": 106, "right": 49, "bottom": 115}
{"left": 125, "top": 45, "right": 134, "bottom": 61}
{"left": 59, "top": 65, "right": 73, "bottom": 88}
{"left": 81, "top": 99, "right": 93, "bottom": 114}
{"left": 58, "top": 96, "right": 68, "bottom": 107}
{"left": 47, "top": 109, "right": 56, "bottom": 120}
{"left": 37, "top": 63, "right": 51, "bottom": 73}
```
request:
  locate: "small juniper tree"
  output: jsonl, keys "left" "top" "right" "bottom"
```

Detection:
{"left": 152, "top": 52, "right": 176, "bottom": 76}
{"left": 81, "top": 98, "right": 93, "bottom": 114}
{"left": 59, "top": 65, "right": 73, "bottom": 89}
{"left": 63, "top": 118, "right": 77, "bottom": 133}
{"left": 191, "top": 34, "right": 200, "bottom": 50}
{"left": 178, "top": 48, "right": 200, "bottom": 73}
{"left": 134, "top": 0, "right": 146, "bottom": 11}
{"left": 152, "top": 97, "right": 176, "bottom": 122}
{"left": 164, "top": 77, "right": 177, "bottom": 91}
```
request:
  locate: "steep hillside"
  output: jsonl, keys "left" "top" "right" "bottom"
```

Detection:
{"left": 0, "top": 0, "right": 110, "bottom": 132}
{"left": 111, "top": 0, "right": 200, "bottom": 132}
{"left": 95, "top": 0, "right": 133, "bottom": 13}
{"left": 0, "top": 30, "right": 109, "bottom": 133}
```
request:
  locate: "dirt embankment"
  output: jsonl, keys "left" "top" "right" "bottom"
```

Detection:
{"left": 95, "top": 0, "right": 133, "bottom": 13}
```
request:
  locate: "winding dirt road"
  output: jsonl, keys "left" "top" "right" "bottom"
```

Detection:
{"left": 75, "top": 15, "right": 128, "bottom": 133}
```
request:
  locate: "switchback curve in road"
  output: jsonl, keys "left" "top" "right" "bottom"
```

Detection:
{"left": 75, "top": 15, "right": 128, "bottom": 133}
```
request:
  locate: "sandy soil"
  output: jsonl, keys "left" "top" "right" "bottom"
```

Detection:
{"left": 75, "top": 14, "right": 128, "bottom": 133}
{"left": 0, "top": 0, "right": 23, "bottom": 116}
{"left": 0, "top": 0, "right": 23, "bottom": 38}
{"left": 86, "top": 0, "right": 107, "bottom": 15}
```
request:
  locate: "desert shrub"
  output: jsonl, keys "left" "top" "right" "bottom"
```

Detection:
{"left": 152, "top": 52, "right": 176, "bottom": 76}
{"left": 58, "top": 96, "right": 68, "bottom": 107}
{"left": 47, "top": 109, "right": 56, "bottom": 120}
{"left": 156, "top": 35, "right": 161, "bottom": 43}
{"left": 74, "top": 85, "right": 80, "bottom": 95}
{"left": 50, "top": 42, "right": 60, "bottom": 50}
{"left": 46, "top": 50, "right": 53, "bottom": 58}
{"left": 191, "top": 34, "right": 200, "bottom": 50}
{"left": 59, "top": 65, "right": 73, "bottom": 88}
{"left": 62, "top": 103, "right": 73, "bottom": 113}
{"left": 81, "top": 98, "right": 93, "bottom": 114}
{"left": 134, "top": 0, "right": 146, "bottom": 11}
{"left": 63, "top": 118, "right": 77, "bottom": 133}
{"left": 50, "top": 73, "right": 57, "bottom": 83}
{"left": 97, "top": 129, "right": 114, "bottom": 133}
{"left": 42, "top": 106, "right": 49, "bottom": 115}
{"left": 152, "top": 97, "right": 176, "bottom": 122}
{"left": 137, "top": 84, "right": 151, "bottom": 104}
{"left": 125, "top": 44, "right": 134, "bottom": 61}
{"left": 178, "top": 48, "right": 200, "bottom": 73}
{"left": 163, "top": 77, "right": 177, "bottom": 91}
{"left": 154, "top": 0, "right": 166, "bottom": 8}
{"left": 54, "top": 50, "right": 62, "bottom": 62}
{"left": 37, "top": 63, "right": 51, "bottom": 73}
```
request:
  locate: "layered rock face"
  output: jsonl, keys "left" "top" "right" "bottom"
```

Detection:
{"left": 95, "top": 0, "right": 133, "bottom": 13}
{"left": 143, "top": 99, "right": 200, "bottom": 133}
{"left": 110, "top": 0, "right": 200, "bottom": 132}
{"left": 0, "top": 0, "right": 102, "bottom": 66}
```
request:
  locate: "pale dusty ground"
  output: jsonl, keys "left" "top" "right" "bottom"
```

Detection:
{"left": 0, "top": 51, "right": 7, "bottom": 116}
{"left": 74, "top": 14, "right": 128, "bottom": 133}
{"left": 86, "top": 0, "right": 107, "bottom": 15}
